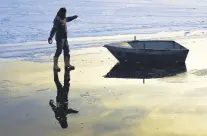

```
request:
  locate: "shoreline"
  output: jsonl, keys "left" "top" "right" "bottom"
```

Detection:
{"left": 1, "top": 29, "right": 207, "bottom": 63}
{"left": 1, "top": 29, "right": 207, "bottom": 46}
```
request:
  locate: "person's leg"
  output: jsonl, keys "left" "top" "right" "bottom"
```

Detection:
{"left": 54, "top": 39, "right": 64, "bottom": 71}
{"left": 63, "top": 39, "right": 75, "bottom": 70}
{"left": 63, "top": 68, "right": 71, "bottom": 102}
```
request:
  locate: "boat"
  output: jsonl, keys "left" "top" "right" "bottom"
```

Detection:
{"left": 104, "top": 40, "right": 189, "bottom": 65}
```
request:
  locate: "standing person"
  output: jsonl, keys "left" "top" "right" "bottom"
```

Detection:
{"left": 48, "top": 7, "right": 78, "bottom": 71}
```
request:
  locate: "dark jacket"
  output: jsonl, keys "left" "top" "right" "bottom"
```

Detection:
{"left": 49, "top": 15, "right": 77, "bottom": 40}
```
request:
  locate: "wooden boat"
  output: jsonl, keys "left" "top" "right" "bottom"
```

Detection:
{"left": 104, "top": 40, "right": 189, "bottom": 65}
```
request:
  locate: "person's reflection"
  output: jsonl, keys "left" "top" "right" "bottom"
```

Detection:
{"left": 49, "top": 69, "right": 79, "bottom": 129}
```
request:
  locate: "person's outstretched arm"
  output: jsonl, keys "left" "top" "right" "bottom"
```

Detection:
{"left": 66, "top": 15, "right": 78, "bottom": 22}
{"left": 67, "top": 108, "right": 79, "bottom": 114}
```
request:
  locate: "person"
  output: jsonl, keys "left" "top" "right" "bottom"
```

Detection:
{"left": 48, "top": 7, "right": 78, "bottom": 71}
{"left": 49, "top": 69, "right": 79, "bottom": 129}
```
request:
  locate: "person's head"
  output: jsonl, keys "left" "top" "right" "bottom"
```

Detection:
{"left": 57, "top": 7, "right": 66, "bottom": 19}
{"left": 59, "top": 118, "right": 68, "bottom": 129}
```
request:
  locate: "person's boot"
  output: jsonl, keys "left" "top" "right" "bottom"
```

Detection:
{"left": 64, "top": 56, "right": 75, "bottom": 70}
{"left": 53, "top": 56, "right": 61, "bottom": 72}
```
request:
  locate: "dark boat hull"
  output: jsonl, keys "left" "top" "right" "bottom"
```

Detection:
{"left": 104, "top": 40, "right": 189, "bottom": 65}
{"left": 106, "top": 46, "right": 189, "bottom": 64}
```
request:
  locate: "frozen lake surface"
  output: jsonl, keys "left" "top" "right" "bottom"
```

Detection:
{"left": 1, "top": 0, "right": 207, "bottom": 44}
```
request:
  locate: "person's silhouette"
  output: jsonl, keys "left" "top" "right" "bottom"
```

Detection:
{"left": 49, "top": 69, "right": 79, "bottom": 129}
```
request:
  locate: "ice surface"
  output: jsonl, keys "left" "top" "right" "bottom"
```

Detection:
{"left": 1, "top": 0, "right": 207, "bottom": 44}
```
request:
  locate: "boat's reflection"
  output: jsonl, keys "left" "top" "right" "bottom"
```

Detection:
{"left": 104, "top": 63, "right": 187, "bottom": 79}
